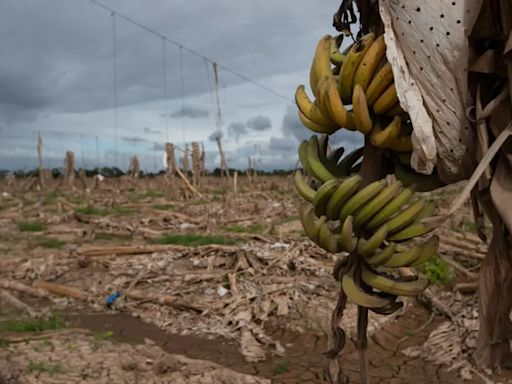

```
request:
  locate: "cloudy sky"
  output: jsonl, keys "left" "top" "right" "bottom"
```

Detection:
{"left": 0, "top": 0, "right": 362, "bottom": 171}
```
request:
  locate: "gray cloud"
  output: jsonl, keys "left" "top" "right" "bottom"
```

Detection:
{"left": 170, "top": 105, "right": 209, "bottom": 119}
{"left": 246, "top": 115, "right": 272, "bottom": 131}
{"left": 227, "top": 122, "right": 248, "bottom": 139}
{"left": 152, "top": 142, "right": 166, "bottom": 151}
{"left": 208, "top": 130, "right": 223, "bottom": 142}
{"left": 143, "top": 126, "right": 162, "bottom": 135}
{"left": 122, "top": 136, "right": 149, "bottom": 144}
{"left": 281, "top": 105, "right": 310, "bottom": 142}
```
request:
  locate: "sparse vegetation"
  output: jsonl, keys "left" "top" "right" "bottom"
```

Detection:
{"left": 18, "top": 221, "right": 46, "bottom": 232}
{"left": 419, "top": 254, "right": 453, "bottom": 286}
{"left": 156, "top": 233, "right": 239, "bottom": 246}
{"left": 27, "top": 361, "right": 65, "bottom": 374}
{"left": 75, "top": 205, "right": 109, "bottom": 216}
{"left": 0, "top": 315, "right": 66, "bottom": 333}
{"left": 224, "top": 223, "right": 265, "bottom": 234}
{"left": 151, "top": 204, "right": 174, "bottom": 211}
{"left": 91, "top": 330, "right": 113, "bottom": 351}
{"left": 36, "top": 236, "right": 66, "bottom": 249}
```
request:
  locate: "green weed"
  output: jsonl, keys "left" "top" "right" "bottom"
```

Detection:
{"left": 224, "top": 224, "right": 265, "bottom": 234}
{"left": 419, "top": 254, "right": 453, "bottom": 285}
{"left": 43, "top": 191, "right": 59, "bottom": 205}
{"left": 18, "top": 221, "right": 46, "bottom": 232}
{"left": 151, "top": 204, "right": 174, "bottom": 211}
{"left": 91, "top": 330, "right": 113, "bottom": 351}
{"left": 75, "top": 205, "right": 109, "bottom": 216}
{"left": 110, "top": 205, "right": 136, "bottom": 216}
{"left": 156, "top": 233, "right": 239, "bottom": 246}
{"left": 0, "top": 315, "right": 66, "bottom": 333}
{"left": 36, "top": 237, "right": 66, "bottom": 249}
{"left": 27, "top": 361, "right": 65, "bottom": 375}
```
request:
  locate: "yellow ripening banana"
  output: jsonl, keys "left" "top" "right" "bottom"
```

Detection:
{"left": 373, "top": 83, "right": 399, "bottom": 114}
{"left": 295, "top": 85, "right": 337, "bottom": 127}
{"left": 298, "top": 110, "right": 337, "bottom": 135}
{"left": 338, "top": 179, "right": 388, "bottom": 222}
{"left": 320, "top": 77, "right": 356, "bottom": 131}
{"left": 293, "top": 170, "right": 316, "bottom": 203}
{"left": 353, "top": 35, "right": 387, "bottom": 91}
{"left": 361, "top": 265, "right": 429, "bottom": 297}
{"left": 384, "top": 136, "right": 413, "bottom": 152}
{"left": 338, "top": 33, "right": 375, "bottom": 103}
{"left": 310, "top": 35, "right": 333, "bottom": 99}
{"left": 385, "top": 199, "right": 426, "bottom": 234}
{"left": 352, "top": 84, "right": 373, "bottom": 134}
{"left": 339, "top": 215, "right": 357, "bottom": 253}
{"left": 365, "top": 186, "right": 415, "bottom": 230}
{"left": 371, "top": 116, "right": 402, "bottom": 148}
{"left": 330, "top": 37, "right": 346, "bottom": 66}
{"left": 356, "top": 224, "right": 389, "bottom": 257}
{"left": 298, "top": 140, "right": 315, "bottom": 176}
{"left": 366, "top": 62, "right": 394, "bottom": 106}
{"left": 364, "top": 244, "right": 395, "bottom": 267}
{"left": 313, "top": 179, "right": 339, "bottom": 217}
{"left": 353, "top": 180, "right": 402, "bottom": 227}
{"left": 342, "top": 265, "right": 393, "bottom": 308}
{"left": 325, "top": 175, "right": 363, "bottom": 220}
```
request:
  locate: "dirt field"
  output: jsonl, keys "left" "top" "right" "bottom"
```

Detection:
{"left": 0, "top": 175, "right": 511, "bottom": 383}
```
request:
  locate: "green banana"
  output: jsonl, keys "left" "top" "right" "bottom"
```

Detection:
{"left": 313, "top": 179, "right": 339, "bottom": 217}
{"left": 353, "top": 180, "right": 403, "bottom": 228}
{"left": 382, "top": 244, "right": 422, "bottom": 267}
{"left": 361, "top": 265, "right": 429, "bottom": 297}
{"left": 356, "top": 224, "right": 389, "bottom": 257}
{"left": 325, "top": 175, "right": 363, "bottom": 220}
{"left": 410, "top": 235, "right": 440, "bottom": 267}
{"left": 339, "top": 179, "right": 388, "bottom": 222}
{"left": 298, "top": 140, "right": 315, "bottom": 177}
{"left": 293, "top": 170, "right": 316, "bottom": 203}
{"left": 318, "top": 135, "right": 347, "bottom": 178}
{"left": 318, "top": 221, "right": 340, "bottom": 253}
{"left": 300, "top": 206, "right": 324, "bottom": 243}
{"left": 388, "top": 201, "right": 437, "bottom": 241}
{"left": 339, "top": 215, "right": 357, "bottom": 253}
{"left": 364, "top": 243, "right": 395, "bottom": 267}
{"left": 365, "top": 186, "right": 415, "bottom": 230}
{"left": 307, "top": 136, "right": 337, "bottom": 182}
{"left": 385, "top": 199, "right": 426, "bottom": 233}
{"left": 342, "top": 264, "right": 393, "bottom": 308}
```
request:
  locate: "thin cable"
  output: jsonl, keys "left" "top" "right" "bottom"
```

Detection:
{"left": 162, "top": 38, "right": 169, "bottom": 143}
{"left": 87, "top": 0, "right": 292, "bottom": 103}
{"left": 179, "top": 45, "right": 186, "bottom": 144}
{"left": 213, "top": 62, "right": 223, "bottom": 132}
{"left": 203, "top": 58, "right": 216, "bottom": 126}
{"left": 111, "top": 11, "right": 119, "bottom": 168}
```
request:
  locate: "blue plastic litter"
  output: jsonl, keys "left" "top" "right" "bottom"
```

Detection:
{"left": 105, "top": 291, "right": 122, "bottom": 307}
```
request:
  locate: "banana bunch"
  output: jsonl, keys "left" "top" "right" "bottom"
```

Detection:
{"left": 295, "top": 134, "right": 440, "bottom": 314}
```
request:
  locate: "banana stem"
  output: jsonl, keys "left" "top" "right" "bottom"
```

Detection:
{"left": 357, "top": 305, "right": 370, "bottom": 384}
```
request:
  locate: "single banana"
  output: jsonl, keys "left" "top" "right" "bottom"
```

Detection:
{"left": 293, "top": 170, "right": 316, "bottom": 203}
{"left": 310, "top": 35, "right": 332, "bottom": 99}
{"left": 361, "top": 265, "right": 429, "bottom": 297}
{"left": 337, "top": 147, "right": 364, "bottom": 176}
{"left": 364, "top": 243, "right": 395, "bottom": 267}
{"left": 371, "top": 116, "right": 402, "bottom": 148}
{"left": 352, "top": 84, "right": 373, "bottom": 134}
{"left": 373, "top": 83, "right": 398, "bottom": 114}
{"left": 410, "top": 235, "right": 440, "bottom": 267}
{"left": 318, "top": 221, "right": 340, "bottom": 253}
{"left": 321, "top": 77, "right": 356, "bottom": 131}
{"left": 353, "top": 35, "right": 387, "bottom": 91}
{"left": 388, "top": 201, "right": 437, "bottom": 241}
{"left": 353, "top": 180, "right": 403, "bottom": 228}
{"left": 370, "top": 300, "right": 404, "bottom": 315}
{"left": 339, "top": 215, "right": 357, "bottom": 253}
{"left": 298, "top": 140, "right": 315, "bottom": 177}
{"left": 339, "top": 179, "right": 388, "bottom": 222}
{"left": 384, "top": 135, "right": 413, "bottom": 152}
{"left": 342, "top": 264, "right": 393, "bottom": 308}
{"left": 339, "top": 33, "right": 375, "bottom": 103}
{"left": 385, "top": 199, "right": 426, "bottom": 234}
{"left": 329, "top": 36, "right": 346, "bottom": 65}
{"left": 356, "top": 224, "right": 389, "bottom": 257}
{"left": 366, "top": 62, "right": 394, "bottom": 105}
{"left": 382, "top": 243, "right": 423, "bottom": 268}
{"left": 365, "top": 186, "right": 415, "bottom": 230}
{"left": 313, "top": 179, "right": 339, "bottom": 217}
{"left": 298, "top": 110, "right": 337, "bottom": 135}
{"left": 299, "top": 206, "right": 324, "bottom": 243}
{"left": 295, "top": 85, "right": 337, "bottom": 127}
{"left": 394, "top": 160, "right": 445, "bottom": 192}
{"left": 306, "top": 136, "right": 338, "bottom": 182}
{"left": 326, "top": 175, "right": 363, "bottom": 220}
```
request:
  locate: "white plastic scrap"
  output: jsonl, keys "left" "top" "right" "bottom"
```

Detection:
{"left": 380, "top": 0, "right": 484, "bottom": 183}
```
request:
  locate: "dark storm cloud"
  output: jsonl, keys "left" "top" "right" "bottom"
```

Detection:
{"left": 246, "top": 115, "right": 272, "bottom": 131}
{"left": 170, "top": 105, "right": 209, "bottom": 119}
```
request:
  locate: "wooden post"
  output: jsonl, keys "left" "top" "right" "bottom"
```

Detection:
{"left": 64, "top": 150, "right": 75, "bottom": 189}
{"left": 200, "top": 142, "right": 206, "bottom": 178}
{"left": 191, "top": 142, "right": 201, "bottom": 187}
{"left": 129, "top": 156, "right": 140, "bottom": 178}
{"left": 215, "top": 136, "right": 230, "bottom": 178}
{"left": 165, "top": 143, "right": 177, "bottom": 178}
{"left": 37, "top": 133, "right": 46, "bottom": 189}
{"left": 233, "top": 171, "right": 238, "bottom": 194}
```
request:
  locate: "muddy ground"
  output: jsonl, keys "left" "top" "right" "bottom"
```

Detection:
{"left": 0, "top": 175, "right": 510, "bottom": 383}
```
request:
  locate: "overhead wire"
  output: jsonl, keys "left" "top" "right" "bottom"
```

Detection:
{"left": 87, "top": 0, "right": 292, "bottom": 104}
{"left": 179, "top": 45, "right": 186, "bottom": 144}
{"left": 111, "top": 11, "right": 119, "bottom": 168}
{"left": 162, "top": 37, "right": 169, "bottom": 143}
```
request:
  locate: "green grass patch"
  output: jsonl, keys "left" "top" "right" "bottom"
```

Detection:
{"left": 36, "top": 237, "right": 66, "bottom": 249}
{"left": 156, "top": 233, "right": 239, "bottom": 246}
{"left": 419, "top": 254, "right": 453, "bottom": 286}
{"left": 0, "top": 315, "right": 66, "bottom": 333}
{"left": 91, "top": 330, "right": 113, "bottom": 351}
{"left": 43, "top": 191, "right": 60, "bottom": 205}
{"left": 110, "top": 205, "right": 136, "bottom": 216}
{"left": 18, "top": 221, "right": 46, "bottom": 232}
{"left": 27, "top": 361, "right": 65, "bottom": 375}
{"left": 94, "top": 232, "right": 132, "bottom": 241}
{"left": 273, "top": 359, "right": 290, "bottom": 374}
{"left": 151, "top": 204, "right": 174, "bottom": 211}
{"left": 224, "top": 223, "right": 265, "bottom": 234}
{"left": 75, "top": 205, "right": 109, "bottom": 216}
